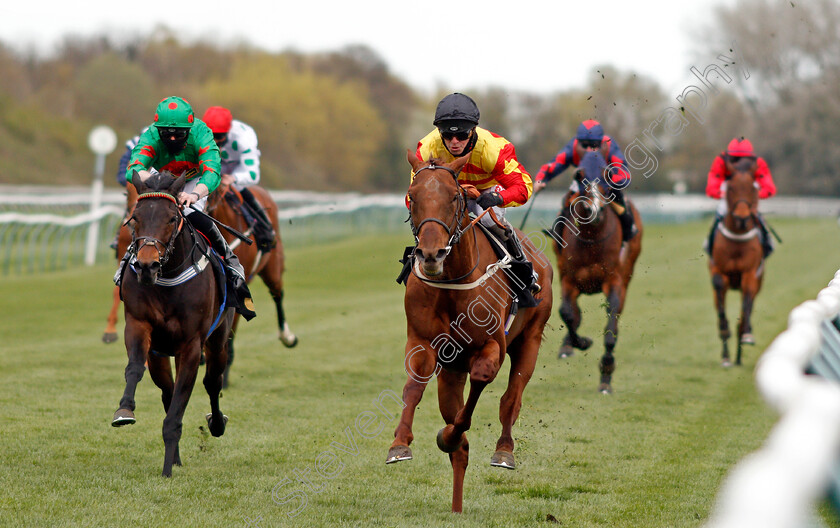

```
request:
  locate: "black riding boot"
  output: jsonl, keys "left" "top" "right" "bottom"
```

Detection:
{"left": 756, "top": 214, "right": 774, "bottom": 258}
{"left": 611, "top": 190, "right": 637, "bottom": 243}
{"left": 486, "top": 224, "right": 540, "bottom": 308}
{"left": 705, "top": 214, "right": 723, "bottom": 255}
{"left": 240, "top": 187, "right": 277, "bottom": 252}
{"left": 188, "top": 211, "right": 256, "bottom": 321}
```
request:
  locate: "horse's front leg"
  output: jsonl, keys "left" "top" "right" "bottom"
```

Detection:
{"left": 112, "top": 317, "right": 151, "bottom": 427}
{"left": 161, "top": 337, "right": 202, "bottom": 477}
{"left": 387, "top": 340, "right": 438, "bottom": 464}
{"left": 736, "top": 271, "right": 760, "bottom": 366}
{"left": 711, "top": 271, "right": 732, "bottom": 366}
{"left": 558, "top": 280, "right": 592, "bottom": 358}
{"left": 438, "top": 338, "right": 501, "bottom": 453}
{"left": 599, "top": 282, "right": 623, "bottom": 394}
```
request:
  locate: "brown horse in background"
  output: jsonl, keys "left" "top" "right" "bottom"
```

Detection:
{"left": 548, "top": 151, "right": 642, "bottom": 394}
{"left": 387, "top": 152, "right": 553, "bottom": 513}
{"left": 708, "top": 157, "right": 764, "bottom": 367}
{"left": 111, "top": 171, "right": 233, "bottom": 477}
{"left": 102, "top": 183, "right": 137, "bottom": 343}
{"left": 205, "top": 183, "right": 297, "bottom": 387}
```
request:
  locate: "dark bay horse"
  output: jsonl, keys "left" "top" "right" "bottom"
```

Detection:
{"left": 387, "top": 152, "right": 553, "bottom": 513}
{"left": 205, "top": 183, "right": 297, "bottom": 387}
{"left": 111, "top": 171, "right": 233, "bottom": 477}
{"left": 549, "top": 151, "right": 642, "bottom": 394}
{"left": 708, "top": 157, "right": 764, "bottom": 367}
{"left": 102, "top": 183, "right": 138, "bottom": 343}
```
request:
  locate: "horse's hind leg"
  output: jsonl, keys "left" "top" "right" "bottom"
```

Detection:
{"left": 205, "top": 315, "right": 232, "bottom": 437}
{"left": 112, "top": 319, "right": 150, "bottom": 427}
{"left": 259, "top": 258, "right": 297, "bottom": 348}
{"left": 494, "top": 334, "right": 539, "bottom": 468}
{"left": 558, "top": 283, "right": 592, "bottom": 358}
{"left": 712, "top": 272, "right": 732, "bottom": 366}
{"left": 103, "top": 286, "right": 121, "bottom": 343}
{"left": 222, "top": 315, "right": 240, "bottom": 389}
{"left": 147, "top": 354, "right": 179, "bottom": 465}
{"left": 161, "top": 340, "right": 202, "bottom": 477}
{"left": 437, "top": 369, "right": 469, "bottom": 513}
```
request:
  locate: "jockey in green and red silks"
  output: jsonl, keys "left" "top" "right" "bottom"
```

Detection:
{"left": 118, "top": 95, "right": 256, "bottom": 321}
{"left": 125, "top": 96, "right": 222, "bottom": 198}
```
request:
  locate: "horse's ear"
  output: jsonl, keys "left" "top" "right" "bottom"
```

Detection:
{"left": 407, "top": 149, "right": 423, "bottom": 171}
{"left": 450, "top": 153, "right": 470, "bottom": 175}
{"left": 170, "top": 174, "right": 188, "bottom": 197}
{"left": 131, "top": 170, "right": 147, "bottom": 194}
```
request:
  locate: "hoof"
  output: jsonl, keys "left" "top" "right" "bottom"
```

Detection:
{"left": 112, "top": 409, "right": 136, "bottom": 427}
{"left": 598, "top": 383, "right": 613, "bottom": 395}
{"left": 386, "top": 445, "right": 413, "bottom": 464}
{"left": 575, "top": 336, "right": 593, "bottom": 350}
{"left": 558, "top": 345, "right": 574, "bottom": 359}
{"left": 436, "top": 426, "right": 465, "bottom": 453}
{"left": 721, "top": 358, "right": 733, "bottom": 368}
{"left": 490, "top": 450, "right": 516, "bottom": 469}
{"left": 102, "top": 332, "right": 118, "bottom": 344}
{"left": 740, "top": 333, "right": 755, "bottom": 345}
{"left": 279, "top": 323, "right": 298, "bottom": 348}
{"left": 205, "top": 412, "right": 228, "bottom": 437}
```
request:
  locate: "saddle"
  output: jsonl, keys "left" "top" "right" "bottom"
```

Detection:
{"left": 224, "top": 190, "right": 276, "bottom": 251}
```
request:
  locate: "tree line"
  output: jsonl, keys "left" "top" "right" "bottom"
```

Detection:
{"left": 0, "top": 0, "right": 836, "bottom": 197}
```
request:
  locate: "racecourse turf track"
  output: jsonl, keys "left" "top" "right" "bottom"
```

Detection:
{"left": 2, "top": 217, "right": 840, "bottom": 528}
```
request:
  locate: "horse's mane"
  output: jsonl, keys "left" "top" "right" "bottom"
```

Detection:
{"left": 733, "top": 157, "right": 757, "bottom": 173}
{"left": 143, "top": 171, "right": 178, "bottom": 192}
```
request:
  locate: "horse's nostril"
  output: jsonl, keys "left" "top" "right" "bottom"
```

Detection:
{"left": 436, "top": 249, "right": 448, "bottom": 260}
{"left": 149, "top": 261, "right": 161, "bottom": 273}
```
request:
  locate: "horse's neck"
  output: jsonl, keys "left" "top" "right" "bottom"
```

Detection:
{"left": 442, "top": 221, "right": 480, "bottom": 279}
{"left": 163, "top": 224, "right": 199, "bottom": 274}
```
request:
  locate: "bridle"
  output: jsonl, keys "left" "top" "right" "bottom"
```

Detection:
{"left": 409, "top": 163, "right": 470, "bottom": 252}
{"left": 127, "top": 192, "right": 185, "bottom": 267}
{"left": 408, "top": 163, "right": 482, "bottom": 284}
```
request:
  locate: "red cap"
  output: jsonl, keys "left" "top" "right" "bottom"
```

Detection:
{"left": 202, "top": 106, "right": 233, "bottom": 134}
{"left": 726, "top": 138, "right": 755, "bottom": 157}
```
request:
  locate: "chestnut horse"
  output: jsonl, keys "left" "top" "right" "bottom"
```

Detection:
{"left": 205, "top": 183, "right": 297, "bottom": 387}
{"left": 548, "top": 151, "right": 642, "bottom": 394}
{"left": 387, "top": 152, "right": 553, "bottom": 513}
{"left": 708, "top": 157, "right": 764, "bottom": 367}
{"left": 111, "top": 171, "right": 233, "bottom": 477}
{"left": 102, "top": 183, "right": 138, "bottom": 343}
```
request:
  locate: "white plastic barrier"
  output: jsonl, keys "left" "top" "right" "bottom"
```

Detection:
{"left": 704, "top": 270, "right": 840, "bottom": 528}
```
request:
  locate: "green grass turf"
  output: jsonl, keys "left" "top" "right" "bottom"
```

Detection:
{"left": 1, "top": 217, "right": 839, "bottom": 527}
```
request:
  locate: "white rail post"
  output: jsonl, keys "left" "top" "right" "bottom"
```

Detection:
{"left": 84, "top": 126, "right": 117, "bottom": 266}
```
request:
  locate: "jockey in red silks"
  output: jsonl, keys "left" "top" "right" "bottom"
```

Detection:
{"left": 534, "top": 119, "right": 638, "bottom": 246}
{"left": 704, "top": 137, "right": 777, "bottom": 257}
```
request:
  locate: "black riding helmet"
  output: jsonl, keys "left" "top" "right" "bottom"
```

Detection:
{"left": 433, "top": 93, "right": 480, "bottom": 133}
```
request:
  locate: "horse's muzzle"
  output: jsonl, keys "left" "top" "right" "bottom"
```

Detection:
{"left": 415, "top": 247, "right": 447, "bottom": 277}
{"left": 135, "top": 260, "right": 161, "bottom": 286}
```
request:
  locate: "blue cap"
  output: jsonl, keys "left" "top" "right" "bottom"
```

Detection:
{"left": 576, "top": 119, "right": 604, "bottom": 141}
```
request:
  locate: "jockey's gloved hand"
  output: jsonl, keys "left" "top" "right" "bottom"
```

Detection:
{"left": 476, "top": 191, "right": 503, "bottom": 210}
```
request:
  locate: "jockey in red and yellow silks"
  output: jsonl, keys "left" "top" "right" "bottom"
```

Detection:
{"left": 412, "top": 127, "right": 533, "bottom": 207}
{"left": 402, "top": 92, "right": 540, "bottom": 307}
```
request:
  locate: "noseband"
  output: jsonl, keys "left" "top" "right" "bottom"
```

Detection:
{"left": 127, "top": 192, "right": 185, "bottom": 267}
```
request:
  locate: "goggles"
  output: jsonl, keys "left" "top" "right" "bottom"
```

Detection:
{"left": 579, "top": 140, "right": 602, "bottom": 149}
